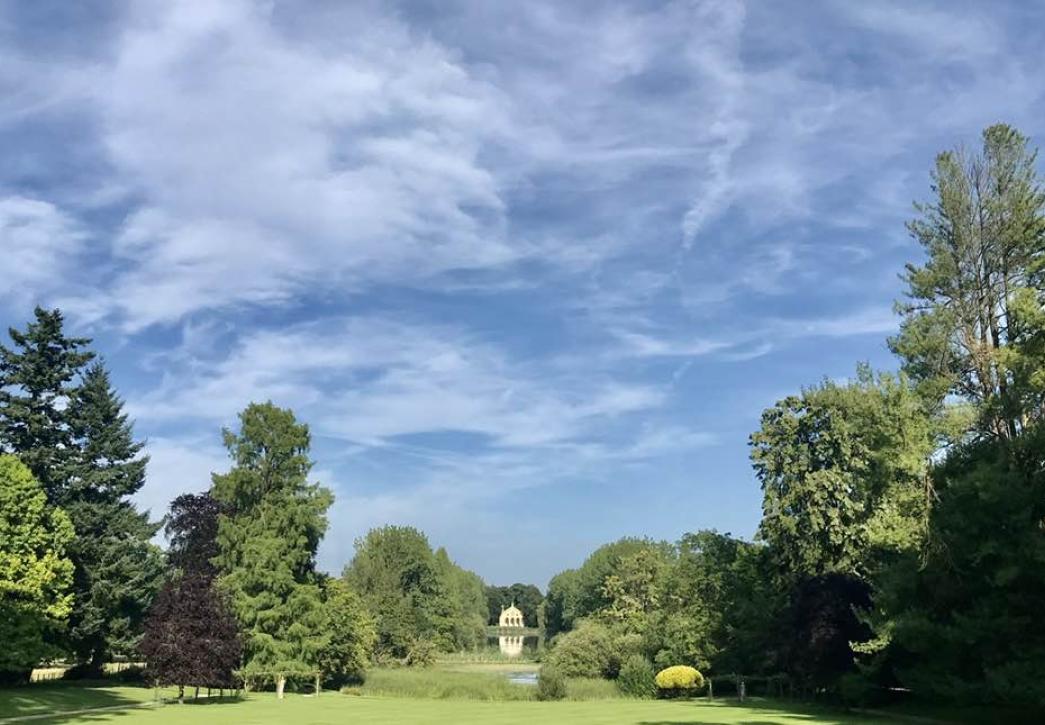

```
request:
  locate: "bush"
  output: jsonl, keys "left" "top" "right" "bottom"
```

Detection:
{"left": 536, "top": 665, "right": 568, "bottom": 701}
{"left": 404, "top": 638, "right": 437, "bottom": 667}
{"left": 544, "top": 620, "right": 616, "bottom": 678}
{"left": 617, "top": 655, "right": 656, "bottom": 698}
{"left": 655, "top": 665, "right": 704, "bottom": 697}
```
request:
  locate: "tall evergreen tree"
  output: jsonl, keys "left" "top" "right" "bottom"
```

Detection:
{"left": 0, "top": 307, "right": 93, "bottom": 499}
{"left": 891, "top": 124, "right": 1045, "bottom": 439}
{"left": 212, "top": 402, "right": 333, "bottom": 697}
{"left": 62, "top": 363, "right": 164, "bottom": 671}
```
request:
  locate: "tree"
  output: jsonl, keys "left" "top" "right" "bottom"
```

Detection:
{"left": 165, "top": 492, "right": 227, "bottom": 577}
{"left": 892, "top": 124, "right": 1045, "bottom": 439}
{"left": 62, "top": 363, "right": 164, "bottom": 670}
{"left": 316, "top": 579, "right": 376, "bottom": 687}
{"left": 750, "top": 367, "right": 934, "bottom": 579}
{"left": 890, "top": 426, "right": 1045, "bottom": 706}
{"left": 0, "top": 307, "right": 93, "bottom": 499}
{"left": 212, "top": 402, "right": 333, "bottom": 697}
{"left": 141, "top": 575, "right": 243, "bottom": 701}
{"left": 344, "top": 526, "right": 451, "bottom": 660}
{"left": 0, "top": 455, "right": 75, "bottom": 683}
{"left": 784, "top": 573, "right": 873, "bottom": 692}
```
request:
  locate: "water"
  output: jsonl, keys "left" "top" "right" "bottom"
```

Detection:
{"left": 490, "top": 634, "right": 541, "bottom": 658}
{"left": 506, "top": 671, "right": 538, "bottom": 686}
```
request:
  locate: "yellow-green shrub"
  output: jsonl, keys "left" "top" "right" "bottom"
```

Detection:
{"left": 654, "top": 665, "right": 704, "bottom": 695}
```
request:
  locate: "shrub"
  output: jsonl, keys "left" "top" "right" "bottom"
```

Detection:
{"left": 617, "top": 655, "right": 656, "bottom": 698}
{"left": 404, "top": 638, "right": 437, "bottom": 667}
{"left": 654, "top": 665, "right": 704, "bottom": 697}
{"left": 544, "top": 620, "right": 616, "bottom": 678}
{"left": 536, "top": 665, "right": 568, "bottom": 701}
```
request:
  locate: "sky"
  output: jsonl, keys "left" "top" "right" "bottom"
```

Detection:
{"left": 3, "top": 0, "right": 1045, "bottom": 587}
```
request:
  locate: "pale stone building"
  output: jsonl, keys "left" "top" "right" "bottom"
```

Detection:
{"left": 498, "top": 603, "right": 525, "bottom": 628}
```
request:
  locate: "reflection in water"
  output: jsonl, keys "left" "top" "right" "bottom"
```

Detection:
{"left": 499, "top": 635, "right": 524, "bottom": 657}
{"left": 493, "top": 634, "right": 541, "bottom": 657}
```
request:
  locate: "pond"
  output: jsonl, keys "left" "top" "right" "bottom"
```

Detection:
{"left": 506, "top": 671, "right": 538, "bottom": 686}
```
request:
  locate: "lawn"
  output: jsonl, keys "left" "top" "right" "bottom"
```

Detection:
{"left": 0, "top": 687, "right": 897, "bottom": 725}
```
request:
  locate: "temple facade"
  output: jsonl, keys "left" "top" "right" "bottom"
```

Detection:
{"left": 498, "top": 603, "right": 525, "bottom": 628}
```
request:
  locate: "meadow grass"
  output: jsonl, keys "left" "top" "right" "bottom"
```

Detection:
{"left": 0, "top": 688, "right": 898, "bottom": 724}
{"left": 351, "top": 667, "right": 535, "bottom": 701}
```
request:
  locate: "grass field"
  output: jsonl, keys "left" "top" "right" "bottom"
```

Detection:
{"left": 0, "top": 687, "right": 894, "bottom": 724}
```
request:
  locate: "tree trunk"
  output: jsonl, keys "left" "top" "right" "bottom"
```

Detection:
{"left": 194, "top": 686, "right": 199, "bottom": 700}
{"left": 178, "top": 684, "right": 185, "bottom": 704}
{"left": 314, "top": 673, "right": 321, "bottom": 696}
{"left": 276, "top": 674, "right": 286, "bottom": 700}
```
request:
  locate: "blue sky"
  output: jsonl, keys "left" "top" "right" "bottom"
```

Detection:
{"left": 3, "top": 0, "right": 1045, "bottom": 586}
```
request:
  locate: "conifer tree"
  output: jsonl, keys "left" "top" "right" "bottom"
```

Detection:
{"left": 62, "top": 362, "right": 164, "bottom": 671}
{"left": 0, "top": 307, "right": 93, "bottom": 499}
{"left": 212, "top": 402, "right": 333, "bottom": 697}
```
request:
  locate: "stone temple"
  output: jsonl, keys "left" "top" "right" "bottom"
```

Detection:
{"left": 498, "top": 603, "right": 525, "bottom": 628}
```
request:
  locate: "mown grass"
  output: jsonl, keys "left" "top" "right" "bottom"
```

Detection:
{"left": 2, "top": 688, "right": 899, "bottom": 724}
{"left": 0, "top": 682, "right": 179, "bottom": 719}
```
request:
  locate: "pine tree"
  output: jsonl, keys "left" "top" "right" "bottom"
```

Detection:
{"left": 0, "top": 307, "right": 93, "bottom": 500}
{"left": 62, "top": 363, "right": 164, "bottom": 671}
{"left": 212, "top": 402, "right": 333, "bottom": 697}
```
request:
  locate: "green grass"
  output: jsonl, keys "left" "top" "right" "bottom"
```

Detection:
{"left": 352, "top": 667, "right": 535, "bottom": 701}
{"left": 0, "top": 682, "right": 179, "bottom": 719}
{"left": 0, "top": 688, "right": 899, "bottom": 724}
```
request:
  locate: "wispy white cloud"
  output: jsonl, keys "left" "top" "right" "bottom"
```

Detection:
{"left": 0, "top": 196, "right": 87, "bottom": 305}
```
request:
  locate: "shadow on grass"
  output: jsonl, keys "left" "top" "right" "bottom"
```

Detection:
{"left": 637, "top": 696, "right": 895, "bottom": 725}
{"left": 0, "top": 683, "right": 243, "bottom": 723}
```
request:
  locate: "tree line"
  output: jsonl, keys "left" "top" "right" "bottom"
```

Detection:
{"left": 0, "top": 320, "right": 524, "bottom": 693}
{"left": 541, "top": 124, "right": 1045, "bottom": 708}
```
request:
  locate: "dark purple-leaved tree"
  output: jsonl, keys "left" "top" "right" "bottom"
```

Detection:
{"left": 141, "top": 575, "right": 242, "bottom": 701}
{"left": 141, "top": 492, "right": 241, "bottom": 700}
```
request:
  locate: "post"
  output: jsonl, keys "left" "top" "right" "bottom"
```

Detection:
{"left": 315, "top": 673, "right": 321, "bottom": 696}
{"left": 276, "top": 673, "right": 286, "bottom": 700}
{"left": 708, "top": 678, "right": 713, "bottom": 700}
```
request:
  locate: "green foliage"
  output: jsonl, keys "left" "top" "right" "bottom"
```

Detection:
{"left": 317, "top": 579, "right": 376, "bottom": 686}
{"left": 751, "top": 367, "right": 933, "bottom": 579}
{"left": 545, "top": 620, "right": 618, "bottom": 678}
{"left": 344, "top": 525, "right": 487, "bottom": 661}
{"left": 536, "top": 665, "right": 568, "bottom": 701}
{"left": 544, "top": 539, "right": 667, "bottom": 637}
{"left": 654, "top": 665, "right": 704, "bottom": 695}
{"left": 0, "top": 313, "right": 162, "bottom": 671}
{"left": 486, "top": 583, "right": 543, "bottom": 627}
{"left": 616, "top": 655, "right": 655, "bottom": 698}
{"left": 212, "top": 402, "right": 333, "bottom": 679}
{"left": 0, "top": 307, "right": 93, "bottom": 499}
{"left": 891, "top": 124, "right": 1045, "bottom": 439}
{"left": 0, "top": 455, "right": 75, "bottom": 678}
{"left": 890, "top": 426, "right": 1045, "bottom": 706}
